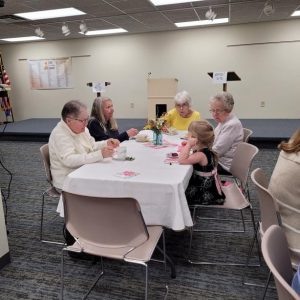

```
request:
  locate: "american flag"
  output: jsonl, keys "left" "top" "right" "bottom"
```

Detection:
{"left": 0, "top": 60, "right": 12, "bottom": 116}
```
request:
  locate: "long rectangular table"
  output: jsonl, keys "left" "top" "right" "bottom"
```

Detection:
{"left": 62, "top": 131, "right": 193, "bottom": 231}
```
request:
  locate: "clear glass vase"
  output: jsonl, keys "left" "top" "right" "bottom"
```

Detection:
{"left": 152, "top": 131, "right": 163, "bottom": 145}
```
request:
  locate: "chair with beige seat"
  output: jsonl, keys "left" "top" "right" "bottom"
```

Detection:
{"left": 61, "top": 191, "right": 172, "bottom": 300}
{"left": 243, "top": 168, "right": 280, "bottom": 296}
{"left": 188, "top": 142, "right": 259, "bottom": 265}
{"left": 262, "top": 225, "right": 300, "bottom": 300}
{"left": 243, "top": 128, "right": 253, "bottom": 143}
{"left": 39, "top": 144, "right": 64, "bottom": 245}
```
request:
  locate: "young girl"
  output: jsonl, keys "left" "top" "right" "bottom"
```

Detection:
{"left": 179, "top": 120, "right": 225, "bottom": 205}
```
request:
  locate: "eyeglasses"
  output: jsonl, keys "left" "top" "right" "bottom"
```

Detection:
{"left": 209, "top": 109, "right": 225, "bottom": 114}
{"left": 69, "top": 117, "right": 89, "bottom": 124}
{"left": 175, "top": 103, "right": 188, "bottom": 108}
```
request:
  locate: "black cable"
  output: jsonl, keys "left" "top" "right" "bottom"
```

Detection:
{"left": 0, "top": 121, "right": 8, "bottom": 137}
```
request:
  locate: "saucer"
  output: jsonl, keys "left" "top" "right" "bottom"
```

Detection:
{"left": 113, "top": 155, "right": 126, "bottom": 161}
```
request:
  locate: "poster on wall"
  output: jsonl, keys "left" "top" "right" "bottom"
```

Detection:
{"left": 28, "top": 57, "right": 72, "bottom": 89}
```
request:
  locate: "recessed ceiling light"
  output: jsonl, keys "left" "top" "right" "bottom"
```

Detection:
{"left": 82, "top": 28, "right": 127, "bottom": 36}
{"left": 150, "top": 0, "right": 203, "bottom": 5}
{"left": 14, "top": 7, "right": 85, "bottom": 21}
{"left": 291, "top": 10, "right": 300, "bottom": 17}
{"left": 0, "top": 36, "right": 45, "bottom": 42}
{"left": 175, "top": 18, "right": 229, "bottom": 27}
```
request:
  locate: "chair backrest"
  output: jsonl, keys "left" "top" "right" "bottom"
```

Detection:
{"left": 243, "top": 128, "right": 253, "bottom": 143}
{"left": 230, "top": 142, "right": 259, "bottom": 188}
{"left": 40, "top": 144, "right": 52, "bottom": 184}
{"left": 262, "top": 225, "right": 300, "bottom": 300}
{"left": 62, "top": 191, "right": 149, "bottom": 250}
{"left": 251, "top": 168, "right": 279, "bottom": 233}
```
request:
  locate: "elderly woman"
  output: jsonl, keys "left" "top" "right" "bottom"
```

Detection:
{"left": 88, "top": 97, "right": 138, "bottom": 142}
{"left": 164, "top": 90, "right": 201, "bottom": 130}
{"left": 269, "top": 128, "right": 300, "bottom": 268}
{"left": 210, "top": 92, "right": 243, "bottom": 175}
{"left": 49, "top": 100, "right": 119, "bottom": 190}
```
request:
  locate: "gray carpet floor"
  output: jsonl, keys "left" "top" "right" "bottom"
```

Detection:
{"left": 0, "top": 141, "right": 280, "bottom": 300}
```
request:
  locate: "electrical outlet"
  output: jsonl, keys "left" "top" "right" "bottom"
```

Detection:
{"left": 260, "top": 101, "right": 265, "bottom": 107}
{"left": 130, "top": 102, "right": 134, "bottom": 108}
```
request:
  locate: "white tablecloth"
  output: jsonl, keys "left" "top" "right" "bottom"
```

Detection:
{"left": 61, "top": 131, "right": 193, "bottom": 231}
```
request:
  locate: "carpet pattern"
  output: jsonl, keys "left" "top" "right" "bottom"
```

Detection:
{"left": 0, "top": 141, "right": 280, "bottom": 300}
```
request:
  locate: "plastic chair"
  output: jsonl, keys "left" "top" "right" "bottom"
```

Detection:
{"left": 243, "top": 128, "right": 253, "bottom": 143}
{"left": 243, "top": 168, "right": 280, "bottom": 296}
{"left": 61, "top": 191, "right": 172, "bottom": 300}
{"left": 188, "top": 142, "right": 259, "bottom": 265}
{"left": 262, "top": 225, "right": 300, "bottom": 300}
{"left": 40, "top": 144, "right": 64, "bottom": 245}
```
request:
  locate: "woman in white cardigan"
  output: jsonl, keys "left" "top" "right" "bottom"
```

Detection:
{"left": 269, "top": 128, "right": 300, "bottom": 268}
{"left": 49, "top": 100, "right": 119, "bottom": 190}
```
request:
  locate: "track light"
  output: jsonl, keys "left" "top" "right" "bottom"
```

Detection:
{"left": 205, "top": 6, "right": 217, "bottom": 21}
{"left": 79, "top": 21, "right": 88, "bottom": 34}
{"left": 34, "top": 27, "right": 44, "bottom": 38}
{"left": 0, "top": 0, "right": 5, "bottom": 8}
{"left": 263, "top": 0, "right": 275, "bottom": 16}
{"left": 62, "top": 23, "right": 70, "bottom": 36}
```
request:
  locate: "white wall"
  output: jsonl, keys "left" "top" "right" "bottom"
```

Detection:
{"left": 1, "top": 19, "right": 300, "bottom": 121}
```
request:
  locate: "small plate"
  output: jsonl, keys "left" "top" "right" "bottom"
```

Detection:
{"left": 113, "top": 156, "right": 126, "bottom": 161}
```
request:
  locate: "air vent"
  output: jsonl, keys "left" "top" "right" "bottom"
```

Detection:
{"left": 0, "top": 15, "right": 27, "bottom": 24}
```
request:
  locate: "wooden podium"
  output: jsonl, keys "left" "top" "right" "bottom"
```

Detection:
{"left": 208, "top": 71, "right": 241, "bottom": 91}
{"left": 147, "top": 78, "right": 178, "bottom": 120}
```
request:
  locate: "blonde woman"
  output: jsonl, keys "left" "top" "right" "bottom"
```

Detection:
{"left": 269, "top": 128, "right": 300, "bottom": 268}
{"left": 179, "top": 120, "right": 225, "bottom": 205}
{"left": 88, "top": 97, "right": 138, "bottom": 142}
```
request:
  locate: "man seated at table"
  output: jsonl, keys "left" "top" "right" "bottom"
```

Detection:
{"left": 164, "top": 90, "right": 201, "bottom": 130}
{"left": 49, "top": 100, "right": 119, "bottom": 190}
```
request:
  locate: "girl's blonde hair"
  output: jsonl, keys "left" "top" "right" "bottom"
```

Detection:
{"left": 90, "top": 97, "right": 118, "bottom": 132}
{"left": 279, "top": 128, "right": 300, "bottom": 153}
{"left": 188, "top": 120, "right": 218, "bottom": 163}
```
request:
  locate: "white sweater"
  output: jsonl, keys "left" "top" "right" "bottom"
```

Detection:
{"left": 49, "top": 120, "right": 107, "bottom": 189}
{"left": 269, "top": 150, "right": 300, "bottom": 268}
{"left": 212, "top": 113, "right": 243, "bottom": 171}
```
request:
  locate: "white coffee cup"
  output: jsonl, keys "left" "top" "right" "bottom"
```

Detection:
{"left": 115, "top": 146, "right": 127, "bottom": 160}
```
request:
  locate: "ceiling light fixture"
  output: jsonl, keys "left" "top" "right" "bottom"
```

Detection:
{"left": 34, "top": 27, "right": 44, "bottom": 38}
{"left": 149, "top": 0, "right": 204, "bottom": 6}
{"left": 205, "top": 7, "right": 217, "bottom": 21}
{"left": 263, "top": 0, "right": 275, "bottom": 16}
{"left": 0, "top": 36, "right": 45, "bottom": 42}
{"left": 14, "top": 7, "right": 86, "bottom": 21}
{"left": 62, "top": 23, "right": 70, "bottom": 36}
{"left": 291, "top": 10, "right": 300, "bottom": 17}
{"left": 83, "top": 28, "right": 127, "bottom": 36}
{"left": 79, "top": 21, "right": 88, "bottom": 35}
{"left": 175, "top": 18, "right": 229, "bottom": 28}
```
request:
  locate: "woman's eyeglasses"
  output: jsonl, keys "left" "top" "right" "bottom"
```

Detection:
{"left": 209, "top": 109, "right": 225, "bottom": 114}
{"left": 175, "top": 103, "right": 188, "bottom": 108}
{"left": 69, "top": 117, "right": 89, "bottom": 124}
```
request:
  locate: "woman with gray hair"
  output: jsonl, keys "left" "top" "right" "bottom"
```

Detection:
{"left": 88, "top": 97, "right": 138, "bottom": 142}
{"left": 164, "top": 90, "right": 201, "bottom": 130}
{"left": 209, "top": 92, "right": 243, "bottom": 175}
{"left": 49, "top": 100, "right": 119, "bottom": 190}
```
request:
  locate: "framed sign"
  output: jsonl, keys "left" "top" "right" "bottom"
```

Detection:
{"left": 28, "top": 57, "right": 72, "bottom": 89}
